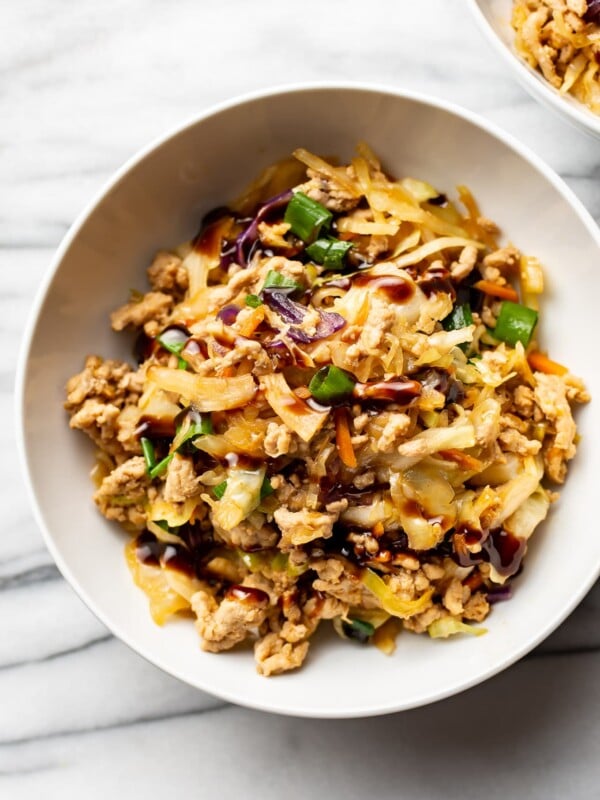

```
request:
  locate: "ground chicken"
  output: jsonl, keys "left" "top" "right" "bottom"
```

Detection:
{"left": 65, "top": 355, "right": 143, "bottom": 409}
{"left": 462, "top": 592, "right": 490, "bottom": 622}
{"left": 297, "top": 168, "right": 361, "bottom": 213}
{"left": 443, "top": 578, "right": 467, "bottom": 616}
{"left": 254, "top": 633, "right": 310, "bottom": 676}
{"left": 163, "top": 454, "right": 202, "bottom": 503}
{"left": 192, "top": 589, "right": 269, "bottom": 653}
{"left": 273, "top": 507, "right": 337, "bottom": 549}
{"left": 533, "top": 372, "right": 577, "bottom": 482}
{"left": 513, "top": 384, "right": 536, "bottom": 417}
{"left": 498, "top": 427, "right": 542, "bottom": 456}
{"left": 344, "top": 298, "right": 396, "bottom": 367}
{"left": 377, "top": 413, "right": 411, "bottom": 452}
{"left": 312, "top": 558, "right": 380, "bottom": 609}
{"left": 110, "top": 291, "right": 173, "bottom": 331}
{"left": 147, "top": 250, "right": 188, "bottom": 296}
{"left": 257, "top": 221, "right": 291, "bottom": 249}
{"left": 213, "top": 513, "right": 279, "bottom": 550}
{"left": 403, "top": 603, "right": 444, "bottom": 634}
{"left": 263, "top": 422, "right": 294, "bottom": 458}
{"left": 450, "top": 245, "right": 478, "bottom": 281}
{"left": 483, "top": 245, "right": 521, "bottom": 273}
{"left": 94, "top": 456, "right": 149, "bottom": 528}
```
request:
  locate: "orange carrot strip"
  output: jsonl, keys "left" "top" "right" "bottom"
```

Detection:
{"left": 473, "top": 280, "right": 519, "bottom": 302}
{"left": 238, "top": 305, "right": 265, "bottom": 337}
{"left": 438, "top": 449, "right": 483, "bottom": 471}
{"left": 334, "top": 407, "right": 357, "bottom": 469}
{"left": 527, "top": 351, "right": 568, "bottom": 376}
{"left": 464, "top": 572, "right": 484, "bottom": 592}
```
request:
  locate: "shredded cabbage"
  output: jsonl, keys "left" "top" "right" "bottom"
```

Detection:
{"left": 427, "top": 617, "right": 487, "bottom": 639}
{"left": 361, "top": 569, "right": 434, "bottom": 619}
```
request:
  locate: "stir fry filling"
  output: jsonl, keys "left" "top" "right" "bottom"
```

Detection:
{"left": 64, "top": 144, "right": 588, "bottom": 676}
{"left": 512, "top": 0, "right": 600, "bottom": 113}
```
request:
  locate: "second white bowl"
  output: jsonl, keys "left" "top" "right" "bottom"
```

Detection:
{"left": 468, "top": 0, "right": 600, "bottom": 138}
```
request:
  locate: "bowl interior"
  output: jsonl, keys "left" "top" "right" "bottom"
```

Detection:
{"left": 20, "top": 85, "right": 600, "bottom": 717}
{"left": 469, "top": 0, "right": 600, "bottom": 138}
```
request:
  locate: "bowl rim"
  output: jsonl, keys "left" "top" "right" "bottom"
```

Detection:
{"left": 15, "top": 81, "right": 600, "bottom": 718}
{"left": 466, "top": 0, "right": 600, "bottom": 139}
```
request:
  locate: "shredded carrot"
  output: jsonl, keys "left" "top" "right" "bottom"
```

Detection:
{"left": 527, "top": 351, "right": 568, "bottom": 376}
{"left": 438, "top": 449, "right": 483, "bottom": 471}
{"left": 334, "top": 407, "right": 357, "bottom": 469}
{"left": 238, "top": 305, "right": 265, "bottom": 337}
{"left": 473, "top": 280, "right": 519, "bottom": 302}
{"left": 372, "top": 521, "right": 384, "bottom": 537}
{"left": 221, "top": 367, "right": 236, "bottom": 378}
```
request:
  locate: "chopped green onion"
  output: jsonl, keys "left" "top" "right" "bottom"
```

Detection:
{"left": 309, "top": 365, "right": 356, "bottom": 405}
{"left": 157, "top": 329, "right": 189, "bottom": 370}
{"left": 141, "top": 437, "right": 156, "bottom": 473}
{"left": 245, "top": 294, "right": 263, "bottom": 308}
{"left": 284, "top": 192, "right": 332, "bottom": 242}
{"left": 149, "top": 453, "right": 173, "bottom": 479}
{"left": 342, "top": 618, "right": 375, "bottom": 643}
{"left": 443, "top": 302, "right": 473, "bottom": 331}
{"left": 262, "top": 270, "right": 303, "bottom": 292}
{"left": 174, "top": 414, "right": 212, "bottom": 454}
{"left": 306, "top": 237, "right": 353, "bottom": 270}
{"left": 493, "top": 301, "right": 538, "bottom": 347}
{"left": 155, "top": 519, "right": 181, "bottom": 534}
{"left": 260, "top": 477, "right": 274, "bottom": 500}
{"left": 213, "top": 481, "right": 228, "bottom": 500}
{"left": 443, "top": 302, "right": 474, "bottom": 353}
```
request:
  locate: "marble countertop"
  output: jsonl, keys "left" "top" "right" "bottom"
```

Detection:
{"left": 3, "top": 0, "right": 599, "bottom": 796}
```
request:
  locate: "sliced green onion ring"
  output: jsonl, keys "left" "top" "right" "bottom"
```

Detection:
{"left": 308, "top": 365, "right": 356, "bottom": 405}
{"left": 141, "top": 437, "right": 156, "bottom": 474}
{"left": 245, "top": 294, "right": 263, "bottom": 308}
{"left": 306, "top": 237, "right": 353, "bottom": 270}
{"left": 443, "top": 302, "right": 473, "bottom": 331}
{"left": 493, "top": 301, "right": 538, "bottom": 347}
{"left": 284, "top": 192, "right": 333, "bottom": 242}
{"left": 262, "top": 270, "right": 303, "bottom": 293}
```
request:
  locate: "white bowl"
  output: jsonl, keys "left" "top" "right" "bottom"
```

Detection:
{"left": 17, "top": 84, "right": 600, "bottom": 718}
{"left": 467, "top": 0, "right": 600, "bottom": 139}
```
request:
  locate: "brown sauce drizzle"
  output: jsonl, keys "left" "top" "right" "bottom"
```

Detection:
{"left": 353, "top": 378, "right": 421, "bottom": 405}
{"left": 225, "top": 585, "right": 270, "bottom": 604}
{"left": 136, "top": 415, "right": 177, "bottom": 439}
{"left": 280, "top": 391, "right": 317, "bottom": 417}
{"left": 192, "top": 216, "right": 230, "bottom": 260}
{"left": 353, "top": 272, "right": 415, "bottom": 303}
{"left": 224, "top": 452, "right": 262, "bottom": 471}
{"left": 417, "top": 264, "right": 456, "bottom": 299}
{"left": 135, "top": 532, "right": 194, "bottom": 577}
{"left": 453, "top": 527, "right": 526, "bottom": 578}
{"left": 183, "top": 338, "right": 209, "bottom": 359}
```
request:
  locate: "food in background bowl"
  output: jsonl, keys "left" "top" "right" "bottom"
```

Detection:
{"left": 512, "top": 0, "right": 600, "bottom": 112}
{"left": 64, "top": 144, "right": 588, "bottom": 676}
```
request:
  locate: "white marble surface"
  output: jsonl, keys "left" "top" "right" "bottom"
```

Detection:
{"left": 3, "top": 0, "right": 600, "bottom": 796}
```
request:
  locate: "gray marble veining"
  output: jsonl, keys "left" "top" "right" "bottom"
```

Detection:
{"left": 2, "top": 0, "right": 599, "bottom": 796}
